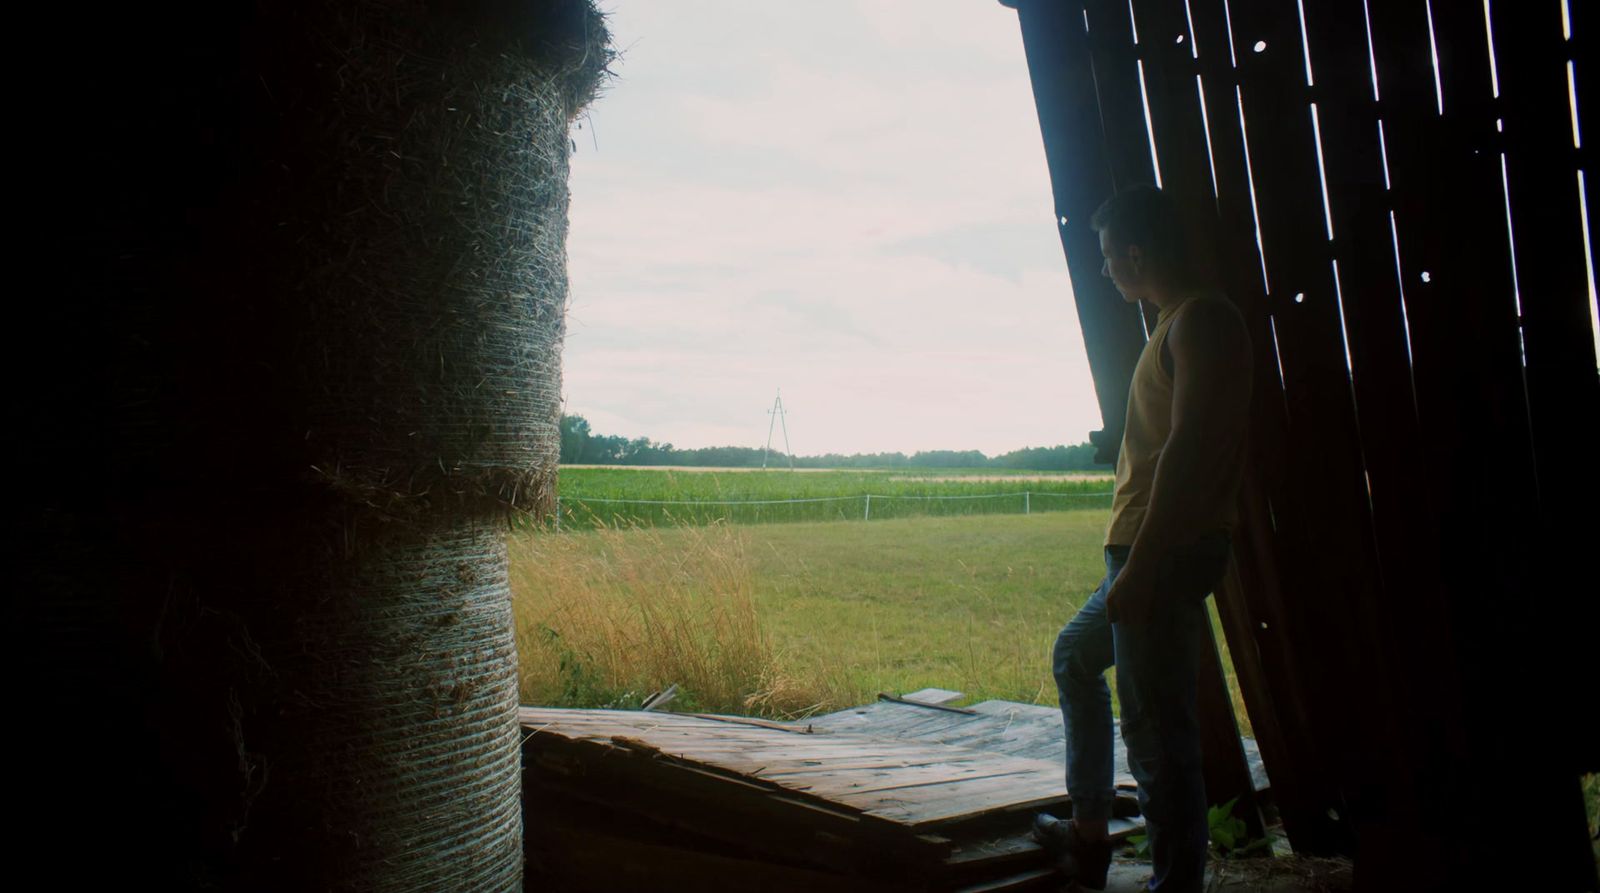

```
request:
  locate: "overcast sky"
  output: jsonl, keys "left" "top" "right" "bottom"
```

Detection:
{"left": 563, "top": 0, "right": 1102, "bottom": 456}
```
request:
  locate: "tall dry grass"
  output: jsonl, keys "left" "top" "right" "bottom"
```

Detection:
{"left": 509, "top": 522, "right": 843, "bottom": 717}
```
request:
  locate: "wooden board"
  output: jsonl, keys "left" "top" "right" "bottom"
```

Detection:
{"left": 903, "top": 688, "right": 966, "bottom": 706}
{"left": 523, "top": 704, "right": 1158, "bottom": 891}
{"left": 528, "top": 805, "right": 887, "bottom": 893}
{"left": 808, "top": 699, "right": 1270, "bottom": 794}
{"left": 1011, "top": 0, "right": 1154, "bottom": 463}
{"left": 521, "top": 707, "right": 1080, "bottom": 830}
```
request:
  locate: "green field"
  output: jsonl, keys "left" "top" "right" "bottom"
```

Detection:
{"left": 511, "top": 508, "right": 1250, "bottom": 730}
{"left": 549, "top": 466, "right": 1115, "bottom": 527}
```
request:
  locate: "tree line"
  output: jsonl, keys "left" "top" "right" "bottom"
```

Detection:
{"left": 559, "top": 415, "right": 1109, "bottom": 471}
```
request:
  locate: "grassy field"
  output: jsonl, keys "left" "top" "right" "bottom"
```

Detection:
{"left": 548, "top": 466, "right": 1114, "bottom": 527}
{"left": 511, "top": 509, "right": 1251, "bottom": 730}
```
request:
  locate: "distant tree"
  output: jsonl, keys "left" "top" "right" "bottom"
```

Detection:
{"left": 992, "top": 444, "right": 1109, "bottom": 471}
{"left": 792, "top": 451, "right": 909, "bottom": 469}
{"left": 618, "top": 436, "right": 675, "bottom": 465}
{"left": 585, "top": 433, "right": 628, "bottom": 464}
{"left": 678, "top": 446, "right": 765, "bottom": 467}
{"left": 559, "top": 414, "right": 591, "bottom": 464}
{"left": 909, "top": 449, "right": 987, "bottom": 468}
{"left": 558, "top": 414, "right": 1106, "bottom": 471}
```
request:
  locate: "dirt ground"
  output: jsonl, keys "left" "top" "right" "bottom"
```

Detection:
{"left": 1096, "top": 855, "right": 1353, "bottom": 892}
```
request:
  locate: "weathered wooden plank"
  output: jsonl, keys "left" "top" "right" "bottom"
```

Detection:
{"left": 945, "top": 816, "right": 1145, "bottom": 872}
{"left": 1490, "top": 0, "right": 1600, "bottom": 503}
{"left": 684, "top": 712, "right": 823, "bottom": 733}
{"left": 813, "top": 701, "right": 1138, "bottom": 790}
{"left": 1330, "top": 3, "right": 1585, "bottom": 885}
{"left": 1193, "top": 618, "right": 1263, "bottom": 839}
{"left": 890, "top": 711, "right": 998, "bottom": 741}
{"left": 528, "top": 809, "right": 887, "bottom": 893}
{"left": 965, "top": 700, "right": 1269, "bottom": 793}
{"left": 813, "top": 703, "right": 977, "bottom": 739}
{"left": 524, "top": 708, "right": 1072, "bottom": 831}
{"left": 1190, "top": 0, "right": 1395, "bottom": 855}
{"left": 1011, "top": 0, "right": 1153, "bottom": 462}
{"left": 1081, "top": 0, "right": 1167, "bottom": 333}
{"left": 525, "top": 740, "right": 952, "bottom": 867}
{"left": 757, "top": 752, "right": 1009, "bottom": 776}
{"left": 950, "top": 867, "right": 1058, "bottom": 893}
{"left": 903, "top": 688, "right": 966, "bottom": 706}
{"left": 1449, "top": 3, "right": 1597, "bottom": 886}
{"left": 1207, "top": 564, "right": 1284, "bottom": 802}
{"left": 800, "top": 766, "right": 1045, "bottom": 800}
{"left": 1291, "top": 0, "right": 1457, "bottom": 846}
{"left": 861, "top": 781, "right": 1071, "bottom": 829}
{"left": 812, "top": 699, "right": 1271, "bottom": 794}
{"left": 1577, "top": 0, "right": 1598, "bottom": 290}
{"left": 1481, "top": 0, "right": 1600, "bottom": 777}
{"left": 1174, "top": 0, "right": 1332, "bottom": 852}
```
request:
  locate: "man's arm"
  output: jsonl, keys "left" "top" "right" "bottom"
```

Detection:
{"left": 1106, "top": 298, "right": 1252, "bottom": 623}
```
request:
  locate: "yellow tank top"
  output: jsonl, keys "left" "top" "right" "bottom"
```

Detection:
{"left": 1105, "top": 296, "right": 1241, "bottom": 546}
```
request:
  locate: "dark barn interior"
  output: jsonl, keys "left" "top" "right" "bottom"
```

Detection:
{"left": 17, "top": 0, "right": 1597, "bottom": 890}
{"left": 1005, "top": 0, "right": 1597, "bottom": 888}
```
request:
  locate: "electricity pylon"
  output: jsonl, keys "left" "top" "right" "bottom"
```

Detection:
{"left": 763, "top": 390, "right": 794, "bottom": 470}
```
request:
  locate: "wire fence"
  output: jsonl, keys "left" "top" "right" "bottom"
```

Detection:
{"left": 547, "top": 490, "right": 1114, "bottom": 530}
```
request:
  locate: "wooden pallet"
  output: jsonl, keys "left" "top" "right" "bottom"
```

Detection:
{"left": 521, "top": 707, "right": 1143, "bottom": 892}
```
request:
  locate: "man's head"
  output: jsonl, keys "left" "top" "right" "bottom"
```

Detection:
{"left": 1090, "top": 185, "right": 1191, "bottom": 303}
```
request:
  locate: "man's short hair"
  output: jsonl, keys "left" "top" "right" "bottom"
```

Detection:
{"left": 1090, "top": 185, "right": 1191, "bottom": 277}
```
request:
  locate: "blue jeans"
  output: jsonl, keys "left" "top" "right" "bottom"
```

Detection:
{"left": 1052, "top": 533, "right": 1230, "bottom": 893}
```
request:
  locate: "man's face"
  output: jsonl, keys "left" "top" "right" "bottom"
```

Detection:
{"left": 1099, "top": 229, "right": 1144, "bottom": 303}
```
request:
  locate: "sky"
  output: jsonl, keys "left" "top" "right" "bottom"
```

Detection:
{"left": 563, "top": 0, "right": 1103, "bottom": 456}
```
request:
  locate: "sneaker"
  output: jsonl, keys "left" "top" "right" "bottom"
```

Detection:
{"left": 1032, "top": 812, "right": 1113, "bottom": 890}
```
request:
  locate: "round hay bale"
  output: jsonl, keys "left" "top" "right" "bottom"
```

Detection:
{"left": 99, "top": 0, "right": 610, "bottom": 520}
{"left": 257, "top": 0, "right": 608, "bottom": 518}
{"left": 153, "top": 517, "right": 524, "bottom": 890}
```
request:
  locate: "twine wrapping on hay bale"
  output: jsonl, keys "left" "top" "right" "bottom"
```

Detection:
{"left": 283, "top": 6, "right": 577, "bottom": 518}
{"left": 103, "top": 0, "right": 611, "bottom": 521}
{"left": 151, "top": 518, "right": 524, "bottom": 890}
{"left": 256, "top": 0, "right": 608, "bottom": 519}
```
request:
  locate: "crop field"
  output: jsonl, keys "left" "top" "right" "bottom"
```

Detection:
{"left": 548, "top": 466, "right": 1115, "bottom": 527}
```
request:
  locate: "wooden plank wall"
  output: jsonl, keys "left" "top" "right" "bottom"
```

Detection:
{"left": 1006, "top": 0, "right": 1599, "bottom": 887}
{"left": 1011, "top": 0, "right": 1151, "bottom": 466}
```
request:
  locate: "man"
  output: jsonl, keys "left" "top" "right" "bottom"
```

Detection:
{"left": 1035, "top": 185, "right": 1253, "bottom": 892}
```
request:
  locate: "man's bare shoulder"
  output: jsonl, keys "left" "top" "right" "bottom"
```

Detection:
{"left": 1171, "top": 292, "right": 1250, "bottom": 358}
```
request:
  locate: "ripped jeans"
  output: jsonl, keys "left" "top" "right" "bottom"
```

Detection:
{"left": 1051, "top": 532, "right": 1230, "bottom": 893}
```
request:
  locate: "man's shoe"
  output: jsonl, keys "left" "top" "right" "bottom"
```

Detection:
{"left": 1032, "top": 812, "right": 1113, "bottom": 890}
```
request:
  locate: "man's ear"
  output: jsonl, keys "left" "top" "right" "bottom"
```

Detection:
{"left": 1126, "top": 244, "right": 1143, "bottom": 274}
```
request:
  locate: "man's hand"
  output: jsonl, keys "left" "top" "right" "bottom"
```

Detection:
{"left": 1105, "top": 563, "right": 1159, "bottom": 625}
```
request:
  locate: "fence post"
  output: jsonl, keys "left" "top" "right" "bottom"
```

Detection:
{"left": 554, "top": 496, "right": 561, "bottom": 532}
{"left": 864, "top": 494, "right": 872, "bottom": 521}
{"left": 1025, "top": 491, "right": 1030, "bottom": 515}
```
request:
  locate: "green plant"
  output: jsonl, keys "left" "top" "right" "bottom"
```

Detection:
{"left": 1583, "top": 773, "right": 1598, "bottom": 867}
{"left": 1129, "top": 797, "right": 1266, "bottom": 860}
{"left": 1209, "top": 797, "right": 1275, "bottom": 857}
{"left": 1126, "top": 830, "right": 1151, "bottom": 859}
{"left": 1208, "top": 797, "right": 1248, "bottom": 853}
